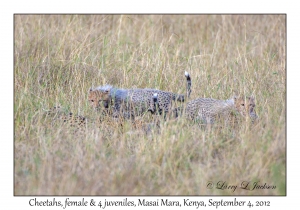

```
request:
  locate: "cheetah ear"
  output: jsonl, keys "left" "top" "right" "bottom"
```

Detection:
{"left": 89, "top": 87, "right": 93, "bottom": 92}
{"left": 232, "top": 90, "right": 239, "bottom": 99}
{"left": 248, "top": 96, "right": 255, "bottom": 101}
{"left": 232, "top": 92, "right": 238, "bottom": 101}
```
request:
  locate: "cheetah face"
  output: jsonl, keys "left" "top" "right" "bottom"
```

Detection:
{"left": 234, "top": 96, "right": 257, "bottom": 120}
{"left": 88, "top": 89, "right": 111, "bottom": 109}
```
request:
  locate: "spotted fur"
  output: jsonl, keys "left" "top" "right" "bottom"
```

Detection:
{"left": 183, "top": 95, "right": 258, "bottom": 124}
{"left": 88, "top": 71, "right": 191, "bottom": 120}
{"left": 44, "top": 106, "right": 87, "bottom": 129}
{"left": 89, "top": 86, "right": 184, "bottom": 119}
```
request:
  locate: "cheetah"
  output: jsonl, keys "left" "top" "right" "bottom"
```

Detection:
{"left": 149, "top": 71, "right": 257, "bottom": 125}
{"left": 178, "top": 95, "right": 258, "bottom": 125}
{"left": 88, "top": 72, "right": 191, "bottom": 119}
{"left": 43, "top": 106, "right": 87, "bottom": 132}
{"left": 234, "top": 95, "right": 257, "bottom": 121}
{"left": 163, "top": 71, "right": 258, "bottom": 124}
{"left": 43, "top": 105, "right": 129, "bottom": 127}
{"left": 151, "top": 93, "right": 258, "bottom": 126}
{"left": 43, "top": 105, "right": 157, "bottom": 136}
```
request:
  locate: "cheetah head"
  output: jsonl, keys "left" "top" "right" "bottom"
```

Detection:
{"left": 234, "top": 95, "right": 258, "bottom": 122}
{"left": 88, "top": 87, "right": 112, "bottom": 109}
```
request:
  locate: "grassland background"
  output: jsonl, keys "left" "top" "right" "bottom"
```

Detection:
{"left": 14, "top": 15, "right": 285, "bottom": 195}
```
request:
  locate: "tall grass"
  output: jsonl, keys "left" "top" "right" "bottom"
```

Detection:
{"left": 14, "top": 15, "right": 285, "bottom": 195}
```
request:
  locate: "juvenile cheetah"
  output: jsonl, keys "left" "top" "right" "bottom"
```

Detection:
{"left": 184, "top": 95, "right": 258, "bottom": 125}
{"left": 154, "top": 71, "right": 258, "bottom": 125}
{"left": 234, "top": 96, "right": 257, "bottom": 120}
{"left": 43, "top": 105, "right": 156, "bottom": 135}
{"left": 88, "top": 72, "right": 191, "bottom": 119}
{"left": 88, "top": 86, "right": 183, "bottom": 119}
{"left": 44, "top": 106, "right": 87, "bottom": 130}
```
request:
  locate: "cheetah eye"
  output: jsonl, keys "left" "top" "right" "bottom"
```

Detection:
{"left": 241, "top": 104, "right": 245, "bottom": 106}
{"left": 90, "top": 100, "right": 94, "bottom": 102}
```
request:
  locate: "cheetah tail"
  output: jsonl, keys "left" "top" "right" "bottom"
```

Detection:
{"left": 185, "top": 71, "right": 192, "bottom": 98}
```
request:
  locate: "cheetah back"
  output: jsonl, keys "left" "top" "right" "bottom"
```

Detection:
{"left": 126, "top": 89, "right": 178, "bottom": 117}
{"left": 185, "top": 98, "right": 233, "bottom": 124}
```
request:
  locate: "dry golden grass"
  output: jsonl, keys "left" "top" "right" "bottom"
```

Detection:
{"left": 14, "top": 14, "right": 285, "bottom": 195}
